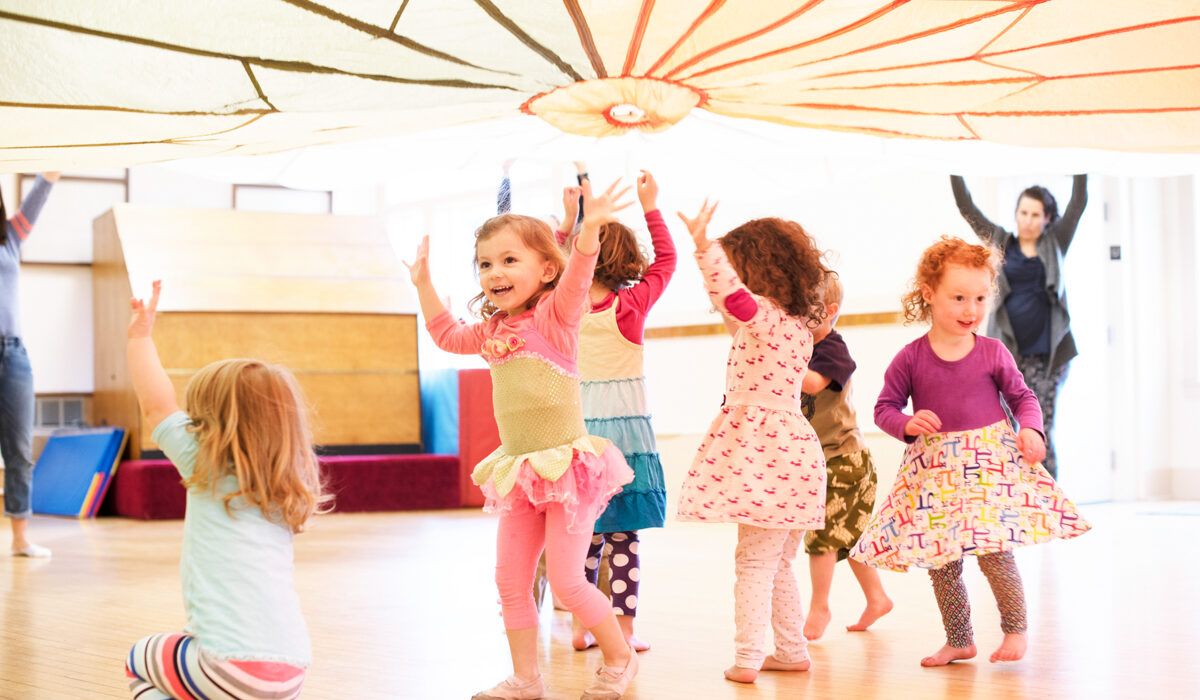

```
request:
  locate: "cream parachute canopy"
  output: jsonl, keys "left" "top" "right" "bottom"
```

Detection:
{"left": 2, "top": 0, "right": 1199, "bottom": 172}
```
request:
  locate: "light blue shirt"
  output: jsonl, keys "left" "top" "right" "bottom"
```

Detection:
{"left": 153, "top": 411, "right": 312, "bottom": 666}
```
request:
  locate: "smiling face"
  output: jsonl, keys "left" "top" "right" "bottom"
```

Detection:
{"left": 475, "top": 227, "right": 559, "bottom": 316}
{"left": 922, "top": 263, "right": 992, "bottom": 339}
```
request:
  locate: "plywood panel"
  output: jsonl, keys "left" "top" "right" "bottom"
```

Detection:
{"left": 92, "top": 210, "right": 141, "bottom": 451}
{"left": 141, "top": 371, "right": 420, "bottom": 452}
{"left": 152, "top": 313, "right": 418, "bottom": 371}
{"left": 110, "top": 204, "right": 417, "bottom": 314}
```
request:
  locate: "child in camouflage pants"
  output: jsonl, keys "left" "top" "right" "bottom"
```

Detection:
{"left": 798, "top": 275, "right": 893, "bottom": 640}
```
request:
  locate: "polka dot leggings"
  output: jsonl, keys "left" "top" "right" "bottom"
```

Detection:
{"left": 928, "top": 551, "right": 1028, "bottom": 648}
{"left": 585, "top": 531, "right": 640, "bottom": 616}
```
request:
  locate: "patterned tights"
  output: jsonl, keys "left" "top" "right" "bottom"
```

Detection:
{"left": 585, "top": 531, "right": 640, "bottom": 616}
{"left": 928, "top": 552, "right": 1027, "bottom": 648}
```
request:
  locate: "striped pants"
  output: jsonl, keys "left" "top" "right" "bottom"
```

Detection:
{"left": 126, "top": 634, "right": 306, "bottom": 700}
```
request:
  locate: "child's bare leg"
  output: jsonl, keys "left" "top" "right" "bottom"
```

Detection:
{"left": 505, "top": 627, "right": 541, "bottom": 681}
{"left": 924, "top": 559, "right": 975, "bottom": 667}
{"left": 978, "top": 551, "right": 1027, "bottom": 663}
{"left": 804, "top": 551, "right": 837, "bottom": 640}
{"left": 617, "top": 614, "right": 649, "bottom": 651}
{"left": 846, "top": 557, "right": 893, "bottom": 631}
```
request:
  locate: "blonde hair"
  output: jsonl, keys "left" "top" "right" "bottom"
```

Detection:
{"left": 184, "top": 359, "right": 329, "bottom": 532}
{"left": 468, "top": 214, "right": 568, "bottom": 319}
{"left": 822, "top": 272, "right": 844, "bottom": 307}
{"left": 901, "top": 236, "right": 1001, "bottom": 324}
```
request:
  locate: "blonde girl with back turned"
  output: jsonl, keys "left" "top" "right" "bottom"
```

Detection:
{"left": 407, "top": 180, "right": 639, "bottom": 700}
{"left": 124, "top": 281, "right": 326, "bottom": 700}
{"left": 851, "top": 236, "right": 1090, "bottom": 667}
{"left": 674, "top": 204, "right": 831, "bottom": 684}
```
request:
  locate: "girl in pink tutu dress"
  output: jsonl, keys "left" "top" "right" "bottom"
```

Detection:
{"left": 851, "top": 236, "right": 1090, "bottom": 668}
{"left": 675, "top": 203, "right": 831, "bottom": 685}
{"left": 407, "top": 180, "right": 639, "bottom": 700}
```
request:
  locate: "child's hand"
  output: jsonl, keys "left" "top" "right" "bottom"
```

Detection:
{"left": 128, "top": 280, "right": 161, "bottom": 339}
{"left": 637, "top": 170, "right": 659, "bottom": 212}
{"left": 1017, "top": 428, "right": 1046, "bottom": 464}
{"left": 904, "top": 409, "right": 942, "bottom": 436}
{"left": 404, "top": 235, "right": 431, "bottom": 286}
{"left": 677, "top": 199, "right": 718, "bottom": 250}
{"left": 42, "top": 171, "right": 61, "bottom": 183}
{"left": 581, "top": 178, "right": 633, "bottom": 232}
{"left": 561, "top": 186, "right": 582, "bottom": 230}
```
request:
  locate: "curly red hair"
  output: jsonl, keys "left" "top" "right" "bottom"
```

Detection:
{"left": 901, "top": 236, "right": 1001, "bottom": 324}
{"left": 719, "top": 218, "right": 830, "bottom": 324}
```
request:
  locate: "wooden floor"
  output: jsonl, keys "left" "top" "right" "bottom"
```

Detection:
{"left": 4, "top": 456, "right": 1200, "bottom": 699}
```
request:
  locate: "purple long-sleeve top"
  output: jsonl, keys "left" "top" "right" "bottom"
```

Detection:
{"left": 874, "top": 334, "right": 1043, "bottom": 443}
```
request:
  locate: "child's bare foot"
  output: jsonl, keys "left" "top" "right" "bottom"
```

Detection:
{"left": 803, "top": 607, "right": 832, "bottom": 640}
{"left": 572, "top": 618, "right": 597, "bottom": 651}
{"left": 760, "top": 654, "right": 811, "bottom": 672}
{"left": 627, "top": 634, "right": 651, "bottom": 652}
{"left": 920, "top": 644, "right": 977, "bottom": 667}
{"left": 846, "top": 596, "right": 893, "bottom": 632}
{"left": 723, "top": 665, "right": 758, "bottom": 683}
{"left": 989, "top": 633, "right": 1026, "bottom": 663}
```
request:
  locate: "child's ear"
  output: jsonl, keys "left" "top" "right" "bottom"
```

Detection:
{"left": 827, "top": 301, "right": 840, "bottom": 321}
{"left": 541, "top": 260, "right": 559, "bottom": 284}
{"left": 921, "top": 283, "right": 933, "bottom": 305}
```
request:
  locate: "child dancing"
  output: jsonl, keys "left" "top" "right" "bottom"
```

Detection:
{"left": 798, "top": 274, "right": 892, "bottom": 640}
{"left": 851, "top": 236, "right": 1090, "bottom": 666}
{"left": 675, "top": 204, "right": 830, "bottom": 684}
{"left": 558, "top": 170, "right": 675, "bottom": 653}
{"left": 408, "top": 180, "right": 638, "bottom": 700}
{"left": 124, "top": 281, "right": 325, "bottom": 699}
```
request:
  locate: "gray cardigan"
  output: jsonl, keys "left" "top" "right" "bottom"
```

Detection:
{"left": 950, "top": 174, "right": 1088, "bottom": 372}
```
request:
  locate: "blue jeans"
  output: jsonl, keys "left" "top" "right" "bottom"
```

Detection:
{"left": 0, "top": 337, "right": 35, "bottom": 518}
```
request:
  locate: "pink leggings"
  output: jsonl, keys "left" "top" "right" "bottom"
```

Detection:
{"left": 496, "top": 500, "right": 613, "bottom": 630}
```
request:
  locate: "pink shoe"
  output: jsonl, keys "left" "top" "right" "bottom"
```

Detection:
{"left": 580, "top": 651, "right": 639, "bottom": 700}
{"left": 472, "top": 674, "right": 544, "bottom": 700}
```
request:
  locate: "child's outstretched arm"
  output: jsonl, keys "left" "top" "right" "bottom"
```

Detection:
{"left": 677, "top": 199, "right": 719, "bottom": 252}
{"left": 556, "top": 185, "right": 583, "bottom": 245}
{"left": 405, "top": 235, "right": 449, "bottom": 321}
{"left": 127, "top": 281, "right": 180, "bottom": 430}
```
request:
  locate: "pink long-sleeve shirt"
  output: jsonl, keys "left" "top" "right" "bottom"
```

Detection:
{"left": 874, "top": 334, "right": 1044, "bottom": 443}
{"left": 557, "top": 209, "right": 676, "bottom": 345}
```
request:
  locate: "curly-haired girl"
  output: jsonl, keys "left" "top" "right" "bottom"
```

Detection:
{"left": 851, "top": 235, "right": 1090, "bottom": 668}
{"left": 558, "top": 170, "right": 675, "bottom": 654}
{"left": 675, "top": 205, "right": 830, "bottom": 684}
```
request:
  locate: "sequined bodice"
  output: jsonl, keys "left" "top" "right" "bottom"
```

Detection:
{"left": 491, "top": 356, "right": 587, "bottom": 454}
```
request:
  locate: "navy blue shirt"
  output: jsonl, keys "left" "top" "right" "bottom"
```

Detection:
{"left": 1003, "top": 243, "right": 1051, "bottom": 355}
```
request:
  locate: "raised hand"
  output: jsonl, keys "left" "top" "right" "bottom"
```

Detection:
{"left": 637, "top": 170, "right": 659, "bottom": 212}
{"left": 677, "top": 198, "right": 719, "bottom": 250}
{"left": 41, "top": 171, "right": 61, "bottom": 183}
{"left": 581, "top": 177, "right": 633, "bottom": 232}
{"left": 561, "top": 185, "right": 582, "bottom": 230}
{"left": 128, "top": 280, "right": 161, "bottom": 339}
{"left": 404, "top": 235, "right": 431, "bottom": 286}
{"left": 1016, "top": 428, "right": 1047, "bottom": 464}
{"left": 904, "top": 409, "right": 942, "bottom": 436}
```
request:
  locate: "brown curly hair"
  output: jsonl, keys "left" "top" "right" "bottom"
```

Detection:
{"left": 591, "top": 221, "right": 649, "bottom": 291}
{"left": 469, "top": 214, "right": 568, "bottom": 319}
{"left": 901, "top": 235, "right": 1001, "bottom": 324}
{"left": 719, "top": 218, "right": 830, "bottom": 324}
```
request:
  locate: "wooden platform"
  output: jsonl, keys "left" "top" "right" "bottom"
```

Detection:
{"left": 4, "top": 442, "right": 1200, "bottom": 699}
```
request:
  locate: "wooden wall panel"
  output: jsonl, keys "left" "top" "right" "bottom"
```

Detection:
{"left": 92, "top": 210, "right": 141, "bottom": 449}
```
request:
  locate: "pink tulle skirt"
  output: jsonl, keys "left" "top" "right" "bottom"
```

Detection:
{"left": 480, "top": 443, "right": 633, "bottom": 534}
